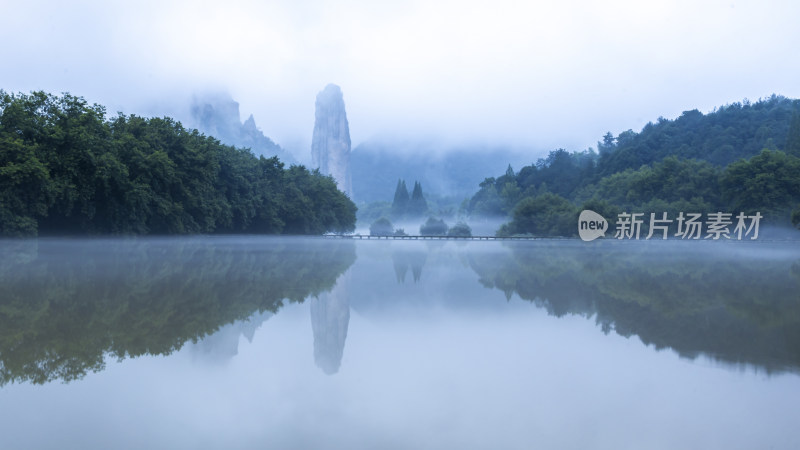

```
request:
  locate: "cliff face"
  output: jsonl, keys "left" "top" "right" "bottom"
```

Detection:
{"left": 191, "top": 92, "right": 295, "bottom": 163}
{"left": 311, "top": 84, "right": 352, "bottom": 197}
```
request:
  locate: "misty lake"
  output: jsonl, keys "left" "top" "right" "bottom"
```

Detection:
{"left": 1, "top": 236, "right": 799, "bottom": 449}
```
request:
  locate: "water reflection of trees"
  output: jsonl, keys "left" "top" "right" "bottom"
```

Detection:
{"left": 0, "top": 237, "right": 355, "bottom": 385}
{"left": 469, "top": 241, "right": 800, "bottom": 374}
{"left": 392, "top": 250, "right": 427, "bottom": 283}
{"left": 6, "top": 238, "right": 798, "bottom": 384}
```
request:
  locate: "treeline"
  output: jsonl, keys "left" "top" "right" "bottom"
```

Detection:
{"left": 597, "top": 95, "right": 798, "bottom": 174}
{"left": 468, "top": 95, "right": 800, "bottom": 236}
{"left": 0, "top": 91, "right": 356, "bottom": 236}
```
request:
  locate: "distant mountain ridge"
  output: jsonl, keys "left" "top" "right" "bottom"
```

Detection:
{"left": 190, "top": 92, "right": 296, "bottom": 164}
{"left": 351, "top": 140, "right": 532, "bottom": 203}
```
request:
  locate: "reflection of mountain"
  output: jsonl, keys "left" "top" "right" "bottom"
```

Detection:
{"left": 0, "top": 237, "right": 355, "bottom": 385}
{"left": 191, "top": 311, "right": 273, "bottom": 362}
{"left": 310, "top": 272, "right": 351, "bottom": 374}
{"left": 469, "top": 241, "right": 800, "bottom": 374}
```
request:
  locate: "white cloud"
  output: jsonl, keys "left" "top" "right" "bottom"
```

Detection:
{"left": 2, "top": 0, "right": 800, "bottom": 158}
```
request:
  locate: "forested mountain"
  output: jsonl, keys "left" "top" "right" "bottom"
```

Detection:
{"left": 0, "top": 91, "right": 355, "bottom": 237}
{"left": 468, "top": 95, "right": 800, "bottom": 236}
{"left": 596, "top": 95, "right": 797, "bottom": 176}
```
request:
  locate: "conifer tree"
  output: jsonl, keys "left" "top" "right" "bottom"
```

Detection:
{"left": 408, "top": 181, "right": 428, "bottom": 217}
{"left": 391, "top": 179, "right": 409, "bottom": 218}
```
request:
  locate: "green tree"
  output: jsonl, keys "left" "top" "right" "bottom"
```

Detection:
{"left": 447, "top": 222, "right": 472, "bottom": 237}
{"left": 785, "top": 110, "right": 800, "bottom": 156}
{"left": 721, "top": 149, "right": 800, "bottom": 220}
{"left": 468, "top": 177, "right": 504, "bottom": 216}
{"left": 598, "top": 131, "right": 616, "bottom": 155}
{"left": 391, "top": 179, "right": 409, "bottom": 218}
{"left": 407, "top": 181, "right": 428, "bottom": 217}
{"left": 370, "top": 217, "right": 394, "bottom": 236}
{"left": 0, "top": 136, "right": 54, "bottom": 235}
{"left": 420, "top": 216, "right": 448, "bottom": 235}
{"left": 498, "top": 193, "right": 577, "bottom": 237}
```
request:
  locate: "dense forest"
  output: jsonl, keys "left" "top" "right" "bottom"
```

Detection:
{"left": 0, "top": 91, "right": 356, "bottom": 237}
{"left": 468, "top": 95, "right": 800, "bottom": 236}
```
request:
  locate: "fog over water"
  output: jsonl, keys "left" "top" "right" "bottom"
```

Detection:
{"left": 1, "top": 237, "right": 799, "bottom": 449}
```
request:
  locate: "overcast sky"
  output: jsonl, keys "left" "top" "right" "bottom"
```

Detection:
{"left": 2, "top": 0, "right": 799, "bottom": 159}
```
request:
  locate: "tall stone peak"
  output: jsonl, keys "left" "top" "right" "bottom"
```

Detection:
{"left": 191, "top": 92, "right": 295, "bottom": 163}
{"left": 311, "top": 84, "right": 352, "bottom": 197}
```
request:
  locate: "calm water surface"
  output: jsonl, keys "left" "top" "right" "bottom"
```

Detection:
{"left": 1, "top": 236, "right": 799, "bottom": 449}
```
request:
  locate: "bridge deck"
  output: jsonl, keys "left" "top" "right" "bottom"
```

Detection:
{"left": 323, "top": 234, "right": 543, "bottom": 240}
